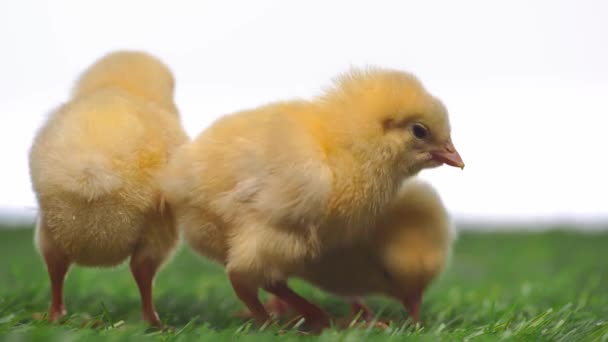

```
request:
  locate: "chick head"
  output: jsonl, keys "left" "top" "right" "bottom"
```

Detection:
{"left": 322, "top": 67, "right": 464, "bottom": 176}
{"left": 72, "top": 50, "right": 177, "bottom": 112}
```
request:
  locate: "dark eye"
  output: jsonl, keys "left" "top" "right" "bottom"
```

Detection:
{"left": 411, "top": 123, "right": 429, "bottom": 139}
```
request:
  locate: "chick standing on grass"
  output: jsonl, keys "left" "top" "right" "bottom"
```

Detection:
{"left": 161, "top": 67, "right": 464, "bottom": 329}
{"left": 29, "top": 51, "right": 188, "bottom": 325}
{"left": 263, "top": 178, "right": 455, "bottom": 324}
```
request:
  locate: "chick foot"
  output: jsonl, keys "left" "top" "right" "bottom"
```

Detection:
{"left": 333, "top": 300, "right": 389, "bottom": 330}
{"left": 264, "top": 282, "right": 331, "bottom": 331}
{"left": 236, "top": 295, "right": 292, "bottom": 320}
{"left": 229, "top": 271, "right": 271, "bottom": 325}
{"left": 48, "top": 306, "right": 67, "bottom": 322}
{"left": 337, "top": 318, "right": 390, "bottom": 330}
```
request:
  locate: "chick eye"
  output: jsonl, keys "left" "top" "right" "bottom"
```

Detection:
{"left": 411, "top": 123, "right": 429, "bottom": 139}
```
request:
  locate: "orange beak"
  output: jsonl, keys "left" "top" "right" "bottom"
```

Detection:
{"left": 431, "top": 141, "right": 465, "bottom": 169}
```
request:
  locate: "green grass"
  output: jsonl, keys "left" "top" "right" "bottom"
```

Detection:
{"left": 0, "top": 226, "right": 607, "bottom": 341}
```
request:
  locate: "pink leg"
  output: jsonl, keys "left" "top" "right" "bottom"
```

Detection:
{"left": 45, "top": 250, "right": 71, "bottom": 322}
{"left": 235, "top": 295, "right": 293, "bottom": 320}
{"left": 402, "top": 291, "right": 422, "bottom": 323}
{"left": 266, "top": 295, "right": 291, "bottom": 318}
{"left": 129, "top": 207, "right": 179, "bottom": 327}
{"left": 350, "top": 300, "right": 374, "bottom": 321}
{"left": 130, "top": 257, "right": 161, "bottom": 326}
{"left": 229, "top": 271, "right": 270, "bottom": 325}
{"left": 264, "top": 282, "right": 331, "bottom": 330}
{"left": 38, "top": 215, "right": 72, "bottom": 322}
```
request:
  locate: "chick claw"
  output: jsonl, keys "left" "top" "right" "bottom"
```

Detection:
{"left": 235, "top": 296, "right": 291, "bottom": 320}
{"left": 335, "top": 317, "right": 390, "bottom": 330}
{"left": 142, "top": 310, "right": 161, "bottom": 327}
{"left": 352, "top": 320, "right": 391, "bottom": 330}
{"left": 48, "top": 307, "right": 67, "bottom": 322}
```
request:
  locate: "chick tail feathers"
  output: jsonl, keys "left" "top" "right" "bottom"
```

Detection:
{"left": 46, "top": 152, "right": 123, "bottom": 202}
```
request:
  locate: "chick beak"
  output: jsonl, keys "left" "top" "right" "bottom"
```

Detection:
{"left": 431, "top": 142, "right": 465, "bottom": 169}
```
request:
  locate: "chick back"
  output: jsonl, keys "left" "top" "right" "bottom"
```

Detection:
{"left": 30, "top": 89, "right": 186, "bottom": 266}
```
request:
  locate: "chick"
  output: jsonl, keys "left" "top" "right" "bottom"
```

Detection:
{"left": 161, "top": 67, "right": 463, "bottom": 328}
{"left": 29, "top": 51, "right": 188, "bottom": 325}
{"left": 268, "top": 178, "right": 455, "bottom": 324}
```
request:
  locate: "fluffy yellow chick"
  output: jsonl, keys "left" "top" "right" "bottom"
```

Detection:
{"left": 29, "top": 51, "right": 188, "bottom": 325}
{"left": 270, "top": 178, "right": 455, "bottom": 324}
{"left": 161, "top": 67, "right": 463, "bottom": 328}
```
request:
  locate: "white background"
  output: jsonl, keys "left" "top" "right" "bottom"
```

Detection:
{"left": 1, "top": 0, "right": 607, "bottom": 226}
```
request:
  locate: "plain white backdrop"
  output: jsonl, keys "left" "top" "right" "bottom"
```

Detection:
{"left": 1, "top": 0, "right": 607, "bottom": 225}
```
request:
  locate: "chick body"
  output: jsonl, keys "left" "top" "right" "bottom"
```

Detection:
{"left": 162, "top": 68, "right": 462, "bottom": 328}
{"left": 296, "top": 178, "right": 455, "bottom": 322}
{"left": 29, "top": 51, "right": 188, "bottom": 324}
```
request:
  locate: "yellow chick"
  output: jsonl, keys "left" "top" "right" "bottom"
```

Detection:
{"left": 288, "top": 178, "right": 455, "bottom": 324}
{"left": 29, "top": 51, "right": 188, "bottom": 325}
{"left": 161, "top": 67, "right": 463, "bottom": 329}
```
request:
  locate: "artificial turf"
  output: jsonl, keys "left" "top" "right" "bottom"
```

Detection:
{"left": 0, "top": 225, "right": 606, "bottom": 341}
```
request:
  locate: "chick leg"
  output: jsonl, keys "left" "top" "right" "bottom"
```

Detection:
{"left": 36, "top": 213, "right": 72, "bottom": 322}
{"left": 266, "top": 295, "right": 291, "bottom": 317}
{"left": 130, "top": 256, "right": 162, "bottom": 326}
{"left": 44, "top": 247, "right": 71, "bottom": 322}
{"left": 264, "top": 281, "right": 331, "bottom": 329}
{"left": 235, "top": 295, "right": 292, "bottom": 321}
{"left": 129, "top": 204, "right": 179, "bottom": 326}
{"left": 345, "top": 299, "right": 390, "bottom": 330}
{"left": 229, "top": 271, "right": 270, "bottom": 325}
{"left": 402, "top": 291, "right": 422, "bottom": 323}
{"left": 350, "top": 299, "right": 374, "bottom": 321}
